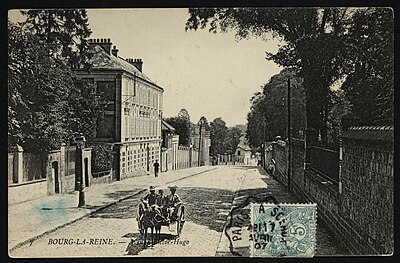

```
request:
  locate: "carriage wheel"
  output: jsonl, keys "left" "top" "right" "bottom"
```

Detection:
{"left": 176, "top": 206, "right": 185, "bottom": 237}
{"left": 137, "top": 204, "right": 145, "bottom": 235}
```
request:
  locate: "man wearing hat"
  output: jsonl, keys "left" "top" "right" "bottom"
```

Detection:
{"left": 166, "top": 185, "right": 182, "bottom": 220}
{"left": 156, "top": 189, "right": 168, "bottom": 207}
{"left": 141, "top": 186, "right": 158, "bottom": 208}
{"left": 156, "top": 189, "right": 169, "bottom": 219}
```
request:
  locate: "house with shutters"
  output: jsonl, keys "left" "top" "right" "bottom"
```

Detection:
{"left": 76, "top": 38, "right": 164, "bottom": 180}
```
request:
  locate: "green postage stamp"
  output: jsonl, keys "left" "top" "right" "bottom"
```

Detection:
{"left": 250, "top": 203, "right": 317, "bottom": 258}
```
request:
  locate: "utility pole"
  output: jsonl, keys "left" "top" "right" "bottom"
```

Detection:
{"left": 287, "top": 77, "right": 292, "bottom": 191}
{"left": 198, "top": 121, "right": 203, "bottom": 167}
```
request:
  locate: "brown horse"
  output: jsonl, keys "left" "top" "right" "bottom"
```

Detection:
{"left": 140, "top": 205, "right": 163, "bottom": 248}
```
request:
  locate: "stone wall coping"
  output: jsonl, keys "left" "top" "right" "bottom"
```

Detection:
{"left": 8, "top": 178, "right": 47, "bottom": 187}
{"left": 342, "top": 126, "right": 394, "bottom": 142}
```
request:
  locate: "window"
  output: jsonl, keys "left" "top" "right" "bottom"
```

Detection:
{"left": 97, "top": 81, "right": 115, "bottom": 101}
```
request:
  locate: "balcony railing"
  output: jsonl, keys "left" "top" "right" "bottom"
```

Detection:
{"left": 309, "top": 146, "right": 339, "bottom": 183}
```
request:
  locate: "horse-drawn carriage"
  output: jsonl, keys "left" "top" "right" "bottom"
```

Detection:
{"left": 136, "top": 201, "right": 185, "bottom": 246}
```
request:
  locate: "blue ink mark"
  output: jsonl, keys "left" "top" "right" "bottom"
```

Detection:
{"left": 251, "top": 203, "right": 317, "bottom": 258}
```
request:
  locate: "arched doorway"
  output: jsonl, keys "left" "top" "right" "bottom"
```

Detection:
{"left": 52, "top": 161, "right": 59, "bottom": 194}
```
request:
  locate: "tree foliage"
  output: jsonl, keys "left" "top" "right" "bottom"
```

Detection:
{"left": 89, "top": 143, "right": 114, "bottom": 173}
{"left": 246, "top": 69, "right": 305, "bottom": 148}
{"left": 177, "top": 108, "right": 191, "bottom": 122}
{"left": 210, "top": 117, "right": 228, "bottom": 155}
{"left": 186, "top": 8, "right": 349, "bottom": 143}
{"left": 8, "top": 21, "right": 73, "bottom": 152}
{"left": 186, "top": 7, "right": 394, "bottom": 143}
{"left": 225, "top": 127, "right": 242, "bottom": 154}
{"left": 341, "top": 8, "right": 394, "bottom": 126}
{"left": 20, "top": 9, "right": 92, "bottom": 69}
{"left": 326, "top": 89, "right": 351, "bottom": 147}
{"left": 209, "top": 117, "right": 242, "bottom": 155}
{"left": 68, "top": 79, "right": 109, "bottom": 137}
{"left": 233, "top": 124, "right": 246, "bottom": 136}
{"left": 165, "top": 109, "right": 192, "bottom": 146}
{"left": 8, "top": 10, "right": 97, "bottom": 152}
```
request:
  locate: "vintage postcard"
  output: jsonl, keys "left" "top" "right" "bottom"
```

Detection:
{"left": 7, "top": 7, "right": 394, "bottom": 258}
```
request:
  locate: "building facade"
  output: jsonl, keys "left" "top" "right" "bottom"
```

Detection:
{"left": 190, "top": 125, "right": 211, "bottom": 166}
{"left": 76, "top": 38, "right": 164, "bottom": 179}
{"left": 234, "top": 136, "right": 252, "bottom": 164}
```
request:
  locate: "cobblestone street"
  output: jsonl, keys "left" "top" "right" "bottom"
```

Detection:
{"left": 11, "top": 165, "right": 346, "bottom": 257}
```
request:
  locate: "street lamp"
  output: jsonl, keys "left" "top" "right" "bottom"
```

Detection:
{"left": 74, "top": 134, "right": 86, "bottom": 207}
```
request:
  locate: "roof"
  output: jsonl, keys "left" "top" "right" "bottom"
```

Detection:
{"left": 341, "top": 126, "right": 393, "bottom": 142}
{"left": 162, "top": 120, "right": 176, "bottom": 132}
{"left": 236, "top": 136, "right": 252, "bottom": 151}
{"left": 88, "top": 45, "right": 162, "bottom": 89}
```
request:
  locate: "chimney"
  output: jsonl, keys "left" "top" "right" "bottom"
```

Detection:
{"left": 126, "top": 58, "right": 143, "bottom": 72}
{"left": 88, "top": 38, "right": 112, "bottom": 55}
{"left": 111, "top": 45, "right": 119, "bottom": 57}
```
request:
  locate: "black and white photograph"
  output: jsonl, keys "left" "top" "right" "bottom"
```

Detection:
{"left": 7, "top": 7, "right": 394, "bottom": 258}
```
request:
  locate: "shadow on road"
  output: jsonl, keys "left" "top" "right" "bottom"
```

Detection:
{"left": 179, "top": 187, "right": 234, "bottom": 232}
{"left": 90, "top": 197, "right": 141, "bottom": 219}
{"left": 103, "top": 189, "right": 144, "bottom": 200}
{"left": 90, "top": 186, "right": 235, "bottom": 232}
{"left": 124, "top": 232, "right": 177, "bottom": 255}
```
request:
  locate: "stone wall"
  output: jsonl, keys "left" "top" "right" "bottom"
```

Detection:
{"left": 8, "top": 179, "right": 48, "bottom": 205}
{"left": 271, "top": 140, "right": 288, "bottom": 187}
{"left": 290, "top": 139, "right": 306, "bottom": 198}
{"left": 8, "top": 145, "right": 93, "bottom": 204}
{"left": 267, "top": 126, "right": 394, "bottom": 255}
{"left": 339, "top": 129, "right": 394, "bottom": 255}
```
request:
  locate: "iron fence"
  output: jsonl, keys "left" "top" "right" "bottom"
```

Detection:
{"left": 309, "top": 146, "right": 339, "bottom": 183}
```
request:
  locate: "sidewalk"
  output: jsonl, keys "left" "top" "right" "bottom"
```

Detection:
{"left": 8, "top": 166, "right": 216, "bottom": 252}
{"left": 215, "top": 166, "right": 298, "bottom": 257}
{"left": 214, "top": 166, "right": 344, "bottom": 256}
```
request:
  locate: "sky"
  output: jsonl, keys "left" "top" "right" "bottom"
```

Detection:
{"left": 9, "top": 9, "right": 283, "bottom": 126}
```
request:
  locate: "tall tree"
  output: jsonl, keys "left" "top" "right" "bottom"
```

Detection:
{"left": 8, "top": 21, "right": 73, "bottom": 152}
{"left": 67, "top": 79, "right": 109, "bottom": 137}
{"left": 233, "top": 124, "right": 246, "bottom": 136}
{"left": 186, "top": 8, "right": 355, "bottom": 144}
{"left": 246, "top": 92, "right": 267, "bottom": 148}
{"left": 225, "top": 127, "right": 242, "bottom": 154}
{"left": 20, "top": 9, "right": 92, "bottom": 69}
{"left": 177, "top": 108, "right": 191, "bottom": 122}
{"left": 210, "top": 117, "right": 228, "bottom": 155}
{"left": 165, "top": 109, "right": 192, "bottom": 146}
{"left": 8, "top": 9, "right": 95, "bottom": 152}
{"left": 341, "top": 8, "right": 394, "bottom": 126}
{"left": 326, "top": 89, "right": 351, "bottom": 147}
{"left": 246, "top": 69, "right": 305, "bottom": 148}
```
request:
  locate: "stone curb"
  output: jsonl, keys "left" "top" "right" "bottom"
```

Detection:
{"left": 9, "top": 167, "right": 217, "bottom": 253}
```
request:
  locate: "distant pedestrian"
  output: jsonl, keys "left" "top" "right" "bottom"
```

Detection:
{"left": 153, "top": 160, "right": 160, "bottom": 177}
